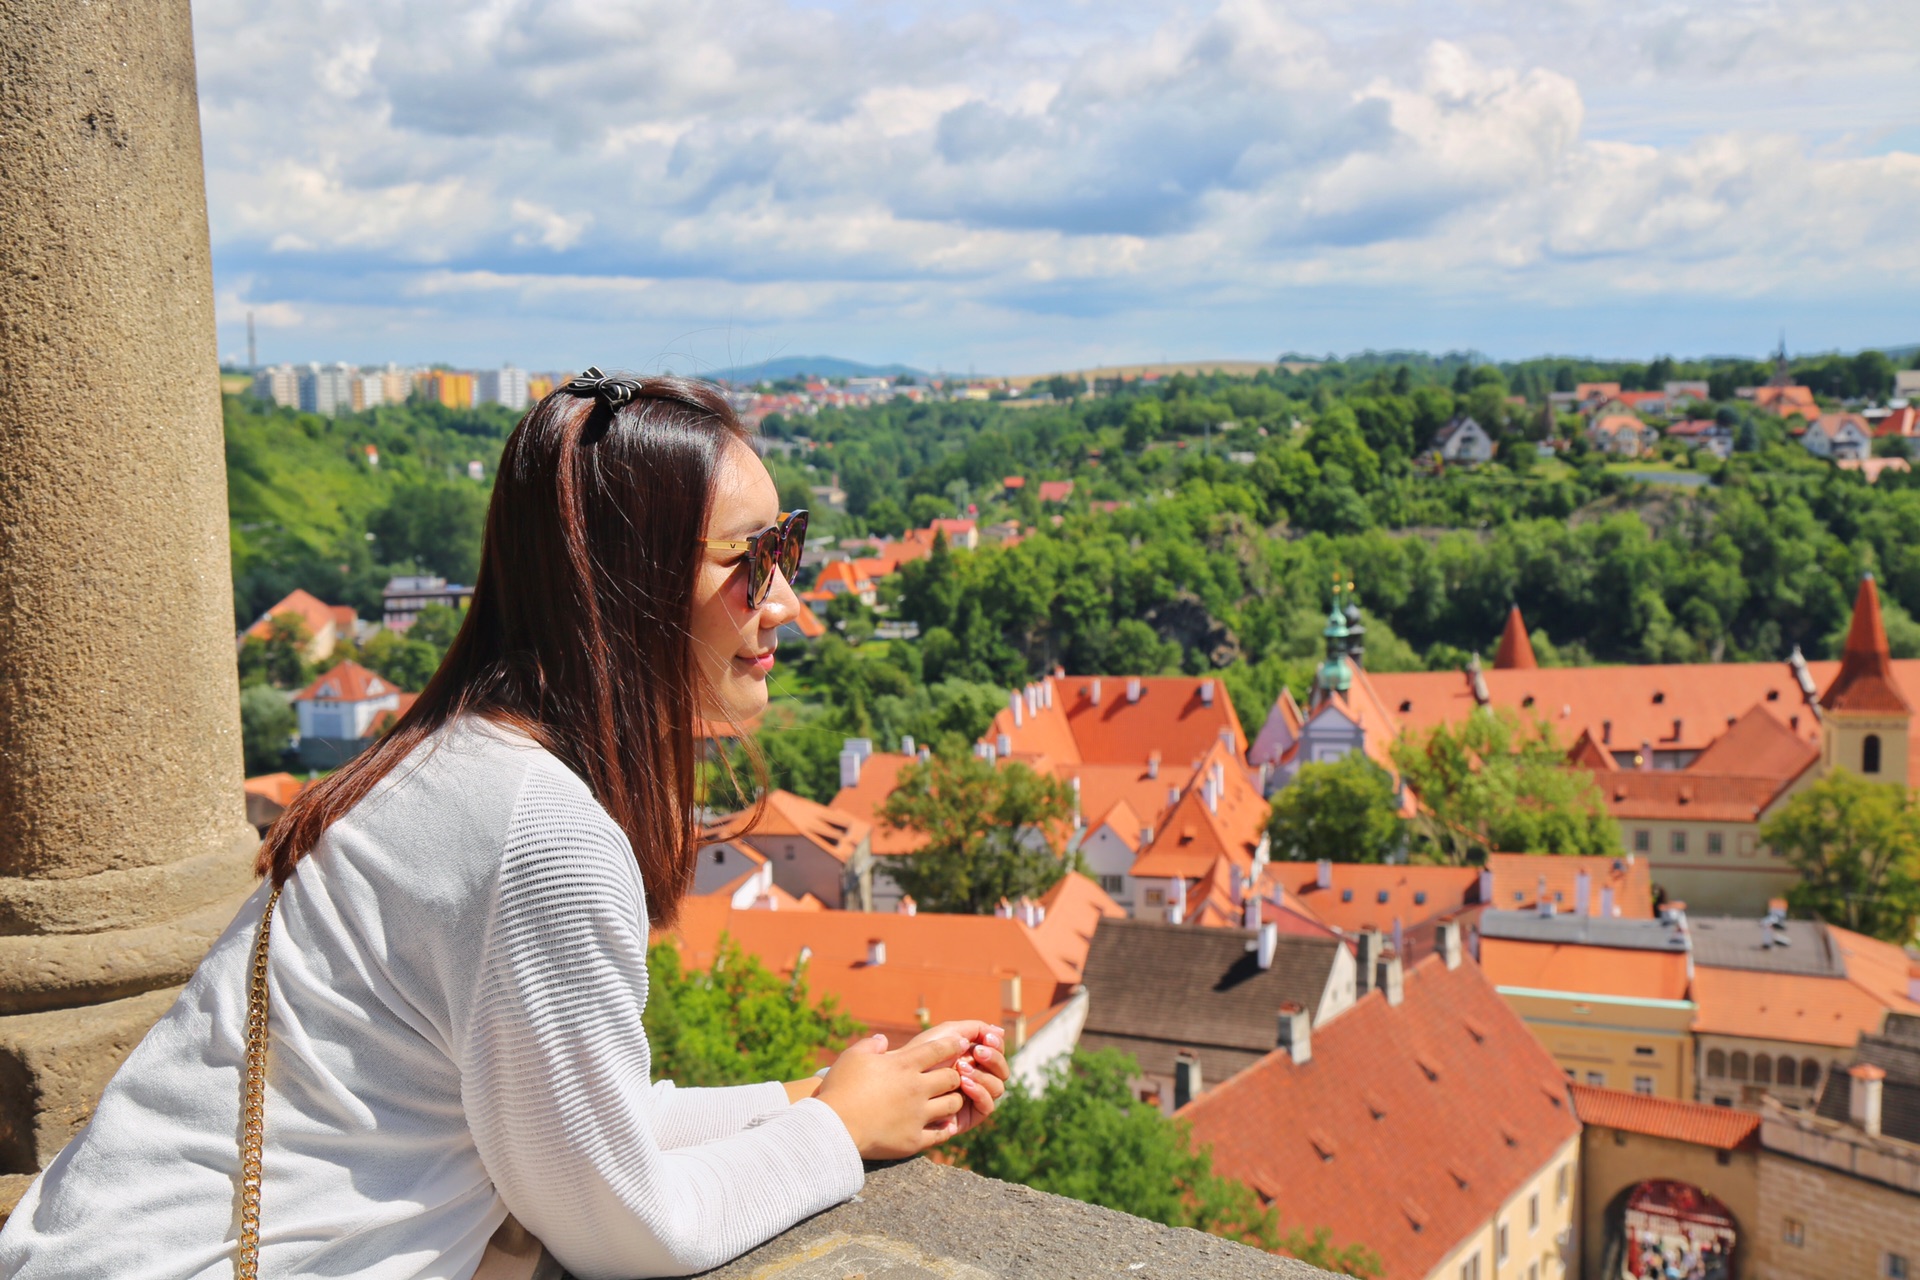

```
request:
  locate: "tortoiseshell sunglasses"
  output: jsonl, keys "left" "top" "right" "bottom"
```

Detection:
{"left": 701, "top": 509, "right": 809, "bottom": 609}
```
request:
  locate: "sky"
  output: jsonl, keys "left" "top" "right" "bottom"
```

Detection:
{"left": 194, "top": 0, "right": 1920, "bottom": 376}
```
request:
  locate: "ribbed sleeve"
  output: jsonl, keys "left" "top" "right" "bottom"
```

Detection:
{"left": 459, "top": 761, "right": 864, "bottom": 1280}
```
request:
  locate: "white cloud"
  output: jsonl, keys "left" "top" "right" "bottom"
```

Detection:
{"left": 194, "top": 0, "right": 1920, "bottom": 367}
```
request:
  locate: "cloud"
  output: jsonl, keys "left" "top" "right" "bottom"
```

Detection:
{"left": 193, "top": 0, "right": 1920, "bottom": 367}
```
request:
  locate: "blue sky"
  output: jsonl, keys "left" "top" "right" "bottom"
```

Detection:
{"left": 194, "top": 0, "right": 1920, "bottom": 375}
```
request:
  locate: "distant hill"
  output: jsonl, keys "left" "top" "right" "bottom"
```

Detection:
{"left": 707, "top": 355, "right": 928, "bottom": 384}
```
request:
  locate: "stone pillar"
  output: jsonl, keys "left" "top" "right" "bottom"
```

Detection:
{"left": 0, "top": 0, "right": 258, "bottom": 1211}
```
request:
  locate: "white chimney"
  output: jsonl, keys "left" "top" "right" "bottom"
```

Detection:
{"left": 1205, "top": 778, "right": 1219, "bottom": 814}
{"left": 1575, "top": 870, "right": 1592, "bottom": 916}
{"left": 1168, "top": 784, "right": 1180, "bottom": 808}
{"left": 898, "top": 896, "right": 917, "bottom": 916}
{"left": 1126, "top": 677, "right": 1142, "bottom": 703}
{"left": 1174, "top": 1051, "right": 1202, "bottom": 1110}
{"left": 1147, "top": 750, "right": 1161, "bottom": 779}
{"left": 796, "top": 944, "right": 812, "bottom": 970}
{"left": 1257, "top": 921, "right": 1278, "bottom": 970}
{"left": 918, "top": 745, "right": 931, "bottom": 763}
{"left": 1849, "top": 1064, "right": 1886, "bottom": 1136}
{"left": 1391, "top": 916, "right": 1404, "bottom": 956}
{"left": 1379, "top": 951, "right": 1404, "bottom": 1007}
{"left": 1277, "top": 1002, "right": 1311, "bottom": 1064}
{"left": 997, "top": 733, "right": 1011, "bottom": 757}
{"left": 1200, "top": 680, "right": 1215, "bottom": 706}
{"left": 1601, "top": 886, "right": 1617, "bottom": 918}
{"left": 1316, "top": 859, "right": 1333, "bottom": 890}
{"left": 1070, "top": 775, "right": 1082, "bottom": 825}
{"left": 839, "top": 748, "right": 864, "bottom": 789}
{"left": 1168, "top": 877, "right": 1187, "bottom": 925}
{"left": 1357, "top": 931, "right": 1383, "bottom": 995}
{"left": 995, "top": 898, "right": 1013, "bottom": 919}
{"left": 1477, "top": 866, "right": 1493, "bottom": 904}
{"left": 867, "top": 938, "right": 886, "bottom": 966}
{"left": 1090, "top": 679, "right": 1102, "bottom": 706}
{"left": 1011, "top": 692, "right": 1024, "bottom": 727}
{"left": 1437, "top": 920, "right": 1463, "bottom": 970}
{"left": 1244, "top": 890, "right": 1262, "bottom": 931}
{"left": 900, "top": 734, "right": 915, "bottom": 755}
{"left": 1042, "top": 680, "right": 1054, "bottom": 709}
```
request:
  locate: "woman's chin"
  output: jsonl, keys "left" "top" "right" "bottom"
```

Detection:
{"left": 703, "top": 679, "right": 769, "bottom": 726}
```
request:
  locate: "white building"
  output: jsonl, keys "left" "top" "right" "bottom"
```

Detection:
{"left": 351, "top": 372, "right": 386, "bottom": 412}
{"left": 1431, "top": 415, "right": 1495, "bottom": 463}
{"left": 250, "top": 364, "right": 300, "bottom": 409}
{"left": 476, "top": 365, "right": 530, "bottom": 411}
{"left": 297, "top": 362, "right": 358, "bottom": 416}
{"left": 292, "top": 661, "right": 402, "bottom": 743}
{"left": 1803, "top": 413, "right": 1873, "bottom": 461}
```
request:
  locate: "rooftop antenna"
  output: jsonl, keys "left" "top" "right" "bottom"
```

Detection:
{"left": 246, "top": 310, "right": 256, "bottom": 371}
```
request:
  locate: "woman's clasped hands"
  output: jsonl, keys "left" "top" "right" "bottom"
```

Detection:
{"left": 812, "top": 1020, "right": 1010, "bottom": 1160}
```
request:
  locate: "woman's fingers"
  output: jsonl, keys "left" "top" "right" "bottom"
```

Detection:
{"left": 967, "top": 1043, "right": 1011, "bottom": 1083}
{"left": 925, "top": 1089, "right": 966, "bottom": 1119}
{"left": 900, "top": 1036, "right": 969, "bottom": 1071}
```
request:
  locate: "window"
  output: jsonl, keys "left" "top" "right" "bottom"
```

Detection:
{"left": 1144, "top": 888, "right": 1164, "bottom": 907}
{"left": 1377, "top": 889, "right": 1390, "bottom": 904}
{"left": 711, "top": 848, "right": 726, "bottom": 863}
{"left": 1341, "top": 888, "right": 1353, "bottom": 902}
{"left": 1585, "top": 1071, "right": 1605, "bottom": 1086}
{"left": 1415, "top": 891, "right": 1427, "bottom": 905}
{"left": 1634, "top": 1076, "right": 1655, "bottom": 1095}
{"left": 1707, "top": 1048, "right": 1727, "bottom": 1077}
{"left": 1714, "top": 1096, "right": 1733, "bottom": 1107}
{"left": 1670, "top": 830, "right": 1688, "bottom": 854}
{"left": 1633, "top": 829, "right": 1651, "bottom": 852}
{"left": 1460, "top": 1253, "right": 1481, "bottom": 1280}
{"left": 1497, "top": 1224, "right": 1510, "bottom": 1264}
{"left": 1783, "top": 1219, "right": 1804, "bottom": 1247}
{"left": 1730, "top": 1051, "right": 1750, "bottom": 1082}
{"left": 1779, "top": 1054, "right": 1799, "bottom": 1087}
{"left": 1563, "top": 1068, "right": 1575, "bottom": 1080}
{"left": 1738, "top": 832, "right": 1756, "bottom": 856}
{"left": 1528, "top": 1194, "right": 1540, "bottom": 1231}
{"left": 1707, "top": 831, "right": 1724, "bottom": 855}
{"left": 1634, "top": 1045, "right": 1656, "bottom": 1057}
{"left": 1887, "top": 1252, "right": 1909, "bottom": 1279}
{"left": 1097, "top": 874, "right": 1126, "bottom": 895}
{"left": 1802, "top": 1058, "right": 1823, "bottom": 1089}
{"left": 1555, "top": 1163, "right": 1570, "bottom": 1204}
{"left": 1864, "top": 733, "right": 1883, "bottom": 775}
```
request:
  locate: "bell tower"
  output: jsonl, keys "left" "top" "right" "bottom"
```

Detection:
{"left": 1819, "top": 574, "right": 1912, "bottom": 783}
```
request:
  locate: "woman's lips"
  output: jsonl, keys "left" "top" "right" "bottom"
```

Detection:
{"left": 735, "top": 651, "right": 776, "bottom": 673}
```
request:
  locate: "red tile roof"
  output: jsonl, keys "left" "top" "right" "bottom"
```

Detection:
{"left": 1479, "top": 937, "right": 1692, "bottom": 1001}
{"left": 1874, "top": 406, "right": 1918, "bottom": 438}
{"left": 1687, "top": 705, "right": 1821, "bottom": 779}
{"left": 1493, "top": 605, "right": 1537, "bottom": 670}
{"left": 243, "top": 772, "right": 308, "bottom": 808}
{"left": 1753, "top": 385, "right": 1818, "bottom": 417}
{"left": 1691, "top": 925, "right": 1920, "bottom": 1048}
{"left": 1568, "top": 1084, "right": 1759, "bottom": 1150}
{"left": 1257, "top": 863, "right": 1478, "bottom": 936}
{"left": 703, "top": 790, "right": 871, "bottom": 865}
{"left": 1822, "top": 575, "right": 1912, "bottom": 714}
{"left": 292, "top": 660, "right": 398, "bottom": 703}
{"left": 1030, "top": 873, "right": 1127, "bottom": 985}
{"left": 244, "top": 588, "right": 353, "bottom": 645}
{"left": 1037, "top": 480, "right": 1075, "bottom": 503}
{"left": 829, "top": 752, "right": 927, "bottom": 855}
{"left": 1128, "top": 740, "right": 1269, "bottom": 880}
{"left": 990, "top": 675, "right": 1248, "bottom": 770}
{"left": 1484, "top": 853, "right": 1653, "bottom": 918}
{"left": 1183, "top": 956, "right": 1579, "bottom": 1280}
{"left": 1592, "top": 770, "right": 1793, "bottom": 823}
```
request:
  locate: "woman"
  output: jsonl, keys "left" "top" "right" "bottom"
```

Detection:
{"left": 0, "top": 371, "right": 1009, "bottom": 1279}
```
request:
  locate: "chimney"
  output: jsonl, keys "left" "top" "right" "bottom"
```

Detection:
{"left": 1379, "top": 951, "right": 1405, "bottom": 1007}
{"left": 994, "top": 898, "right": 1013, "bottom": 919}
{"left": 1640, "top": 740, "right": 1653, "bottom": 771}
{"left": 1001, "top": 974, "right": 1023, "bottom": 1015}
{"left": 1200, "top": 680, "right": 1215, "bottom": 706}
{"left": 1174, "top": 1051, "right": 1202, "bottom": 1110}
{"left": 997, "top": 733, "right": 1012, "bottom": 757}
{"left": 1070, "top": 775, "right": 1082, "bottom": 826}
{"left": 1849, "top": 1063, "right": 1886, "bottom": 1136}
{"left": 1011, "top": 691, "right": 1024, "bottom": 727}
{"left": 1205, "top": 777, "right": 1219, "bottom": 814}
{"left": 900, "top": 734, "right": 915, "bottom": 755}
{"left": 1147, "top": 750, "right": 1161, "bottom": 779}
{"left": 1243, "top": 889, "right": 1262, "bottom": 930}
{"left": 1168, "top": 784, "right": 1180, "bottom": 808}
{"left": 1090, "top": 679, "right": 1102, "bottom": 706}
{"left": 867, "top": 938, "right": 887, "bottom": 966}
{"left": 1357, "top": 930, "right": 1383, "bottom": 996}
{"left": 1477, "top": 866, "right": 1493, "bottom": 904}
{"left": 1437, "top": 920, "right": 1463, "bottom": 970}
{"left": 1126, "top": 677, "right": 1142, "bottom": 703}
{"left": 1601, "top": 886, "right": 1616, "bottom": 918}
{"left": 1391, "top": 916, "right": 1404, "bottom": 956}
{"left": 898, "top": 896, "right": 917, "bottom": 916}
{"left": 1257, "top": 921, "right": 1278, "bottom": 969}
{"left": 1575, "top": 870, "right": 1592, "bottom": 916}
{"left": 839, "top": 748, "right": 863, "bottom": 788}
{"left": 1277, "top": 1002, "right": 1311, "bottom": 1064}
{"left": 1042, "top": 680, "right": 1054, "bottom": 709}
{"left": 1168, "top": 876, "right": 1187, "bottom": 925}
{"left": 1316, "top": 859, "right": 1333, "bottom": 891}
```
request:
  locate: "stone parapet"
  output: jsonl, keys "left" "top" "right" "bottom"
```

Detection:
{"left": 1760, "top": 1097, "right": 1920, "bottom": 1195}
{"left": 691, "top": 1158, "right": 1329, "bottom": 1279}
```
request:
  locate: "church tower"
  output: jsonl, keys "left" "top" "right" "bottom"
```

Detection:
{"left": 1493, "top": 604, "right": 1538, "bottom": 670}
{"left": 1819, "top": 573, "right": 1912, "bottom": 783}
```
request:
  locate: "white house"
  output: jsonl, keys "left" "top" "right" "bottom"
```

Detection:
{"left": 1802, "top": 412, "right": 1873, "bottom": 461}
{"left": 1431, "top": 415, "right": 1494, "bottom": 463}
{"left": 292, "top": 661, "right": 404, "bottom": 765}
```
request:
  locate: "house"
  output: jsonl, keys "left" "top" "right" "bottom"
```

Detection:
{"left": 1037, "top": 480, "right": 1075, "bottom": 504}
{"left": 1838, "top": 456, "right": 1912, "bottom": 484}
{"left": 1182, "top": 939, "right": 1582, "bottom": 1280}
{"left": 1076, "top": 915, "right": 1357, "bottom": 1112}
{"left": 240, "top": 588, "right": 358, "bottom": 663}
{"left": 1430, "top": 415, "right": 1494, "bottom": 463}
{"left": 776, "top": 599, "right": 828, "bottom": 645}
{"left": 828, "top": 742, "right": 927, "bottom": 908}
{"left": 1666, "top": 419, "right": 1734, "bottom": 459}
{"left": 381, "top": 575, "right": 473, "bottom": 631}
{"left": 808, "top": 558, "right": 886, "bottom": 608}
{"left": 1478, "top": 907, "right": 1699, "bottom": 1098}
{"left": 1588, "top": 414, "right": 1659, "bottom": 457}
{"left": 290, "top": 660, "right": 412, "bottom": 767}
{"left": 697, "top": 789, "right": 874, "bottom": 910}
{"left": 1749, "top": 385, "right": 1819, "bottom": 419}
{"left": 242, "top": 771, "right": 308, "bottom": 833}
{"left": 1874, "top": 404, "right": 1919, "bottom": 440}
{"left": 1801, "top": 411, "right": 1873, "bottom": 460}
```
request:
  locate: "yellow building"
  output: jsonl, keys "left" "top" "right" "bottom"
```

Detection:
{"left": 1479, "top": 910, "right": 1697, "bottom": 1099}
{"left": 418, "top": 369, "right": 474, "bottom": 408}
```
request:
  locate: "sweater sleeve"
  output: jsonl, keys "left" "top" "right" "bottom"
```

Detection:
{"left": 647, "top": 1080, "right": 791, "bottom": 1150}
{"left": 459, "top": 764, "right": 864, "bottom": 1280}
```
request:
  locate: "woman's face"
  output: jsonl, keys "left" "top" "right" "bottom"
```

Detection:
{"left": 690, "top": 436, "right": 800, "bottom": 724}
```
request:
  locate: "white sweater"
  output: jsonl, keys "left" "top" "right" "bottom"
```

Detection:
{"left": 0, "top": 717, "right": 864, "bottom": 1279}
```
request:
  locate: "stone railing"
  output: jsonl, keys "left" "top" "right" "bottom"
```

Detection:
{"left": 692, "top": 1158, "right": 1331, "bottom": 1278}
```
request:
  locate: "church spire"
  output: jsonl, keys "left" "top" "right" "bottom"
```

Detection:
{"left": 1822, "top": 573, "right": 1912, "bottom": 714}
{"left": 1493, "top": 605, "right": 1537, "bottom": 670}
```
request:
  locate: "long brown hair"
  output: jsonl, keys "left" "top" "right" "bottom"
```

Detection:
{"left": 259, "top": 374, "right": 749, "bottom": 927}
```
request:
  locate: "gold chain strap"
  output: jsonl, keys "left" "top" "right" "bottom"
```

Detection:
{"left": 237, "top": 882, "right": 282, "bottom": 1280}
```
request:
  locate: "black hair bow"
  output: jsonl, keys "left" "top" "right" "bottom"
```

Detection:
{"left": 564, "top": 366, "right": 643, "bottom": 408}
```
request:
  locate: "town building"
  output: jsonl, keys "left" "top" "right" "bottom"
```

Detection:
{"left": 418, "top": 369, "right": 475, "bottom": 409}
{"left": 249, "top": 363, "right": 300, "bottom": 408}
{"left": 239, "top": 588, "right": 359, "bottom": 663}
{"left": 1077, "top": 915, "right": 1357, "bottom": 1113}
{"left": 1800, "top": 411, "right": 1873, "bottom": 460}
{"left": 1430, "top": 415, "right": 1494, "bottom": 463}
{"left": 241, "top": 771, "right": 309, "bottom": 834}
{"left": 1588, "top": 413, "right": 1659, "bottom": 457}
{"left": 381, "top": 574, "right": 474, "bottom": 631}
{"left": 697, "top": 789, "right": 873, "bottom": 910}
{"left": 1666, "top": 419, "right": 1734, "bottom": 459}
{"left": 1183, "top": 941, "right": 1581, "bottom": 1280}
{"left": 289, "top": 660, "right": 413, "bottom": 768}
{"left": 475, "top": 364, "right": 530, "bottom": 411}
{"left": 296, "top": 361, "right": 359, "bottom": 416}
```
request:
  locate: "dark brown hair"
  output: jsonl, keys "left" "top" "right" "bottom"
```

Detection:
{"left": 258, "top": 374, "right": 750, "bottom": 927}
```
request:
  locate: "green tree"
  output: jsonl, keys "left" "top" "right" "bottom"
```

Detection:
{"left": 1267, "top": 753, "right": 1403, "bottom": 863}
{"left": 243, "top": 614, "right": 315, "bottom": 689}
{"left": 368, "top": 482, "right": 488, "bottom": 583}
{"left": 239, "top": 684, "right": 296, "bottom": 775}
{"left": 644, "top": 936, "right": 863, "bottom": 1085}
{"left": 1390, "top": 709, "right": 1620, "bottom": 864}
{"left": 408, "top": 602, "right": 466, "bottom": 651}
{"left": 1760, "top": 770, "right": 1920, "bottom": 943}
{"left": 358, "top": 628, "right": 445, "bottom": 691}
{"left": 878, "top": 754, "right": 1074, "bottom": 913}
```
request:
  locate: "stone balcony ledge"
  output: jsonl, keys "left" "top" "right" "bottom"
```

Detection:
{"left": 691, "top": 1158, "right": 1331, "bottom": 1279}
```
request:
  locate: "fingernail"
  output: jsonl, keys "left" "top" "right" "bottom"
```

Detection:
{"left": 974, "top": 1045, "right": 992, "bottom": 1059}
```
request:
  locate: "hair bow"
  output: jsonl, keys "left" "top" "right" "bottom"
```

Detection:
{"left": 564, "top": 365, "right": 643, "bottom": 408}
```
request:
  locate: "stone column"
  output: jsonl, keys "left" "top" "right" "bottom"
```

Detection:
{"left": 0, "top": 0, "right": 258, "bottom": 1212}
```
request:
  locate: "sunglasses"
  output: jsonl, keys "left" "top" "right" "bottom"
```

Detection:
{"left": 701, "top": 509, "right": 809, "bottom": 609}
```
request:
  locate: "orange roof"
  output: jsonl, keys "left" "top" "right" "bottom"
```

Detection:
{"left": 1183, "top": 956, "right": 1579, "bottom": 1280}
{"left": 790, "top": 600, "right": 827, "bottom": 640}
{"left": 1030, "top": 872, "right": 1127, "bottom": 985}
{"left": 1038, "top": 480, "right": 1075, "bottom": 503}
{"left": 703, "top": 790, "right": 871, "bottom": 865}
{"left": 668, "top": 905, "right": 1069, "bottom": 1046}
{"left": 1002, "top": 475, "right": 1026, "bottom": 489}
{"left": 1493, "top": 605, "right": 1537, "bottom": 670}
{"left": 813, "top": 560, "right": 883, "bottom": 594}
{"left": 1484, "top": 853, "right": 1653, "bottom": 918}
{"left": 1128, "top": 741, "right": 1269, "bottom": 880}
{"left": 1258, "top": 863, "right": 1478, "bottom": 936}
{"left": 1831, "top": 923, "right": 1920, "bottom": 1011}
{"left": 829, "top": 752, "right": 926, "bottom": 855}
{"left": 292, "top": 660, "right": 399, "bottom": 703}
{"left": 243, "top": 772, "right": 307, "bottom": 808}
{"left": 1823, "top": 575, "right": 1912, "bottom": 714}
{"left": 1874, "top": 406, "right": 1918, "bottom": 438}
{"left": 244, "top": 588, "right": 351, "bottom": 643}
{"left": 1754, "top": 385, "right": 1818, "bottom": 417}
{"left": 1593, "top": 770, "right": 1791, "bottom": 823}
{"left": 1575, "top": 382, "right": 1621, "bottom": 400}
{"left": 1479, "top": 937, "right": 1692, "bottom": 1001}
{"left": 1057, "top": 763, "right": 1180, "bottom": 845}
{"left": 1689, "top": 966, "right": 1914, "bottom": 1047}
{"left": 989, "top": 675, "right": 1248, "bottom": 770}
{"left": 1687, "top": 704, "right": 1821, "bottom": 779}
{"left": 1568, "top": 1084, "right": 1759, "bottom": 1150}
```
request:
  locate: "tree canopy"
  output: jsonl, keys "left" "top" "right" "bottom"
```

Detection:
{"left": 1267, "top": 753, "right": 1404, "bottom": 863}
{"left": 1760, "top": 770, "right": 1920, "bottom": 943}
{"left": 644, "top": 936, "right": 863, "bottom": 1086}
{"left": 877, "top": 754, "right": 1075, "bottom": 913}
